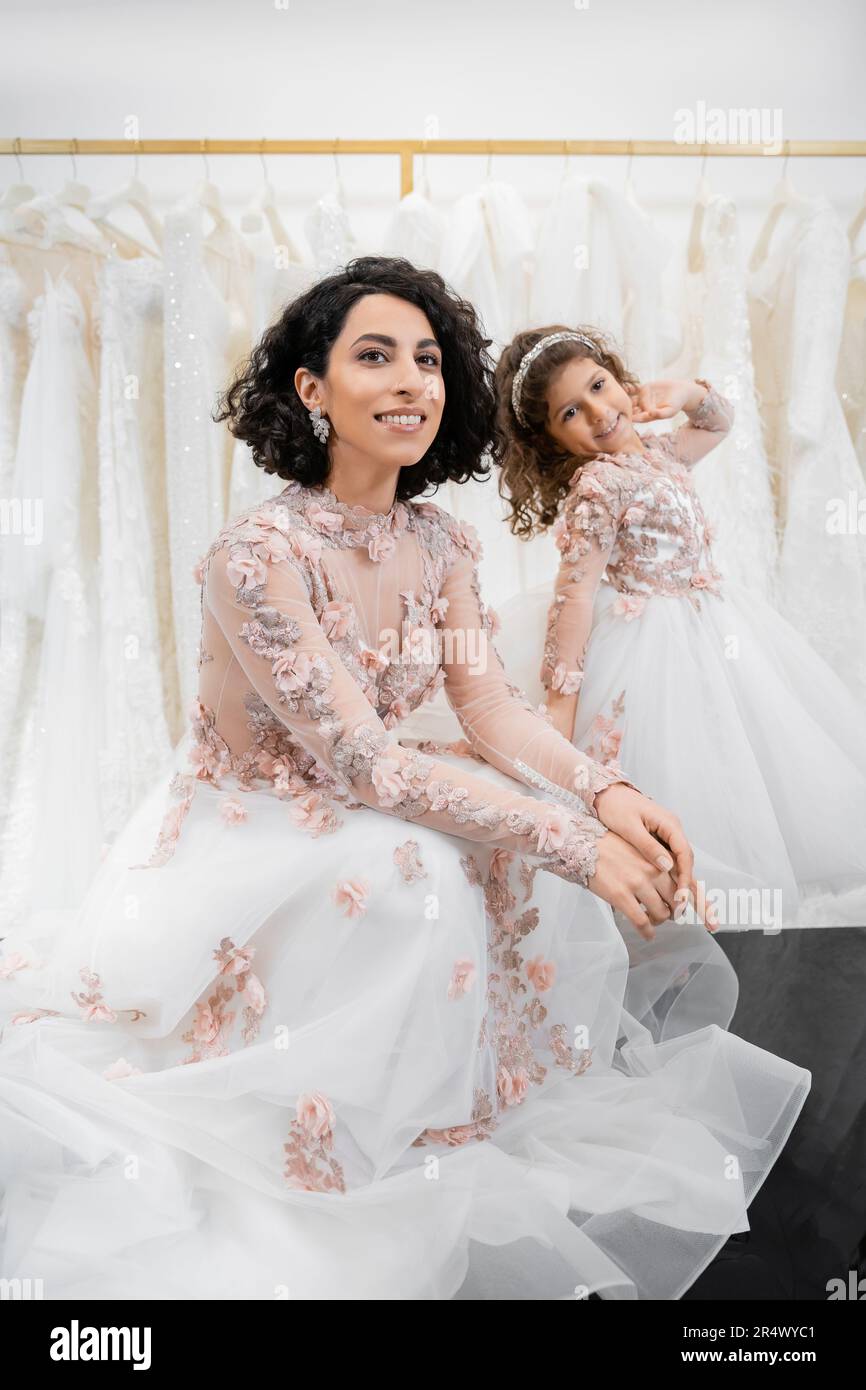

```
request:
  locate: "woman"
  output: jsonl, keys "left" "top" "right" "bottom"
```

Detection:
{"left": 0, "top": 257, "right": 809, "bottom": 1301}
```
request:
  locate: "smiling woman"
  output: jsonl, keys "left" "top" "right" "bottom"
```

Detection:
{"left": 0, "top": 255, "right": 810, "bottom": 1303}
{"left": 213, "top": 254, "right": 497, "bottom": 505}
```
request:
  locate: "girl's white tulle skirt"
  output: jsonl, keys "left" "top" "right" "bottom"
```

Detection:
{"left": 0, "top": 733, "right": 810, "bottom": 1300}
{"left": 481, "top": 577, "right": 866, "bottom": 930}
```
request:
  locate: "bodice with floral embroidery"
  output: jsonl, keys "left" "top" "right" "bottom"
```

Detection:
{"left": 541, "top": 382, "right": 734, "bottom": 696}
{"left": 145, "top": 478, "right": 646, "bottom": 889}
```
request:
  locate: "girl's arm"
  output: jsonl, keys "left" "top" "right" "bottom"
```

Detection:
{"left": 540, "top": 460, "right": 630, "bottom": 739}
{"left": 631, "top": 377, "right": 735, "bottom": 468}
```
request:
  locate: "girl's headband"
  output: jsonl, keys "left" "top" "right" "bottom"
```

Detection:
{"left": 510, "top": 331, "right": 599, "bottom": 427}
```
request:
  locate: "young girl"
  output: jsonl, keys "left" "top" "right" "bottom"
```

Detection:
{"left": 492, "top": 325, "right": 866, "bottom": 930}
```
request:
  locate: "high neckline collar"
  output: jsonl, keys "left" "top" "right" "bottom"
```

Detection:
{"left": 283, "top": 481, "right": 411, "bottom": 536}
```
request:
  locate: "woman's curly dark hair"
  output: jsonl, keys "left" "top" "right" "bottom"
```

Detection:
{"left": 213, "top": 255, "right": 496, "bottom": 502}
{"left": 492, "top": 324, "right": 639, "bottom": 538}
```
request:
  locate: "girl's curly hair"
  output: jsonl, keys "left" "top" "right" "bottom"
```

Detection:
{"left": 213, "top": 255, "right": 496, "bottom": 502}
{"left": 492, "top": 324, "right": 639, "bottom": 538}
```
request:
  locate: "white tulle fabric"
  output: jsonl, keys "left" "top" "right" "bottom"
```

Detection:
{"left": 0, "top": 482, "right": 811, "bottom": 1301}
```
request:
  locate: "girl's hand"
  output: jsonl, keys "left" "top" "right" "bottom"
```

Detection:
{"left": 592, "top": 783, "right": 717, "bottom": 930}
{"left": 624, "top": 379, "right": 702, "bottom": 423}
{"left": 586, "top": 830, "right": 681, "bottom": 940}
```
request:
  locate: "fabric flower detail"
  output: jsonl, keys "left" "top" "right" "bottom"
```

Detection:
{"left": 332, "top": 879, "right": 371, "bottom": 919}
{"left": 71, "top": 969, "right": 117, "bottom": 1024}
{"left": 690, "top": 571, "right": 713, "bottom": 589}
{"left": 612, "top": 594, "right": 646, "bottom": 621}
{"left": 591, "top": 714, "right": 622, "bottom": 764}
{"left": 320, "top": 600, "right": 354, "bottom": 641}
{"left": 489, "top": 848, "right": 513, "bottom": 883}
{"left": 226, "top": 544, "right": 268, "bottom": 591}
{"left": 359, "top": 643, "right": 390, "bottom": 671}
{"left": 103, "top": 1058, "right": 143, "bottom": 1081}
{"left": 371, "top": 755, "right": 412, "bottom": 808}
{"left": 220, "top": 796, "right": 248, "bottom": 825}
{"left": 272, "top": 649, "right": 315, "bottom": 695}
{"left": 296, "top": 1091, "right": 336, "bottom": 1142}
{"left": 215, "top": 939, "right": 255, "bottom": 977}
{"left": 497, "top": 1064, "right": 529, "bottom": 1107}
{"left": 368, "top": 531, "right": 397, "bottom": 563}
{"left": 572, "top": 763, "right": 590, "bottom": 792}
{"left": 448, "top": 958, "right": 477, "bottom": 999}
{"left": 452, "top": 521, "right": 482, "bottom": 561}
{"left": 485, "top": 605, "right": 501, "bottom": 636}
{"left": 287, "top": 791, "right": 340, "bottom": 836}
{"left": 289, "top": 530, "right": 323, "bottom": 567}
{"left": 192, "top": 555, "right": 206, "bottom": 585}
{"left": 306, "top": 505, "right": 344, "bottom": 534}
{"left": 429, "top": 595, "right": 449, "bottom": 623}
{"left": 383, "top": 696, "right": 411, "bottom": 729}
{"left": 393, "top": 838, "right": 427, "bottom": 883}
{"left": 551, "top": 662, "right": 584, "bottom": 695}
{"left": 0, "top": 952, "right": 31, "bottom": 979}
{"left": 525, "top": 955, "right": 556, "bottom": 993}
{"left": 533, "top": 808, "right": 572, "bottom": 855}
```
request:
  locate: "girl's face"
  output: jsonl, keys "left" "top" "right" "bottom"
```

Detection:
{"left": 544, "top": 356, "right": 640, "bottom": 459}
{"left": 296, "top": 292, "right": 445, "bottom": 467}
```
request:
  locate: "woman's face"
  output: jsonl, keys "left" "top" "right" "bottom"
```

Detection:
{"left": 544, "top": 356, "right": 636, "bottom": 458}
{"left": 297, "top": 292, "right": 445, "bottom": 467}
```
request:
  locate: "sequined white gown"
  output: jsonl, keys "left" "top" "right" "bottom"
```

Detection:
{"left": 475, "top": 384, "right": 866, "bottom": 929}
{"left": 0, "top": 481, "right": 810, "bottom": 1300}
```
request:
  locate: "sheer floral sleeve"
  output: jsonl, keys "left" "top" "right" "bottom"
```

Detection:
{"left": 662, "top": 378, "right": 735, "bottom": 468}
{"left": 432, "top": 512, "right": 639, "bottom": 817}
{"left": 204, "top": 536, "right": 607, "bottom": 888}
{"left": 540, "top": 460, "right": 634, "bottom": 718}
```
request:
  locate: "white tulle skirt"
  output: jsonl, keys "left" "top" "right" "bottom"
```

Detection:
{"left": 0, "top": 731, "right": 810, "bottom": 1300}
{"left": 481, "top": 577, "right": 866, "bottom": 931}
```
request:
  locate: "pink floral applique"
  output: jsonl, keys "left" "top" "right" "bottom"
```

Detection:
{"left": 332, "top": 879, "right": 371, "bottom": 919}
{"left": 368, "top": 531, "right": 397, "bottom": 564}
{"left": 307, "top": 505, "right": 345, "bottom": 535}
{"left": 286, "top": 790, "right": 341, "bottom": 837}
{"left": 358, "top": 643, "right": 390, "bottom": 672}
{"left": 411, "top": 1089, "right": 497, "bottom": 1148}
{"left": 103, "top": 1058, "right": 143, "bottom": 1081}
{"left": 181, "top": 936, "right": 268, "bottom": 1062}
{"left": 612, "top": 593, "right": 646, "bottom": 621}
{"left": 448, "top": 958, "right": 477, "bottom": 999}
{"left": 289, "top": 530, "right": 324, "bottom": 567}
{"left": 320, "top": 600, "right": 354, "bottom": 640}
{"left": 0, "top": 952, "right": 31, "bottom": 979}
{"left": 497, "top": 1063, "right": 530, "bottom": 1107}
{"left": 220, "top": 796, "right": 248, "bottom": 825}
{"left": 525, "top": 956, "right": 556, "bottom": 993}
{"left": 70, "top": 968, "right": 146, "bottom": 1024}
{"left": 283, "top": 1091, "right": 346, "bottom": 1194}
{"left": 393, "top": 838, "right": 427, "bottom": 883}
{"left": 11, "top": 1008, "right": 61, "bottom": 1025}
{"left": 585, "top": 690, "right": 626, "bottom": 766}
{"left": 551, "top": 661, "right": 584, "bottom": 695}
{"left": 226, "top": 544, "right": 269, "bottom": 591}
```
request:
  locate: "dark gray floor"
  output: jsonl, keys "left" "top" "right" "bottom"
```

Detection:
{"left": 684, "top": 926, "right": 866, "bottom": 1300}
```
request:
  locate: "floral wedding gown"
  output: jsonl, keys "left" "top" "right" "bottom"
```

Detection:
{"left": 489, "top": 383, "right": 866, "bottom": 929}
{"left": 0, "top": 480, "right": 811, "bottom": 1300}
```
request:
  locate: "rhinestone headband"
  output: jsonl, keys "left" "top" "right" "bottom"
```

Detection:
{"left": 510, "top": 331, "right": 599, "bottom": 427}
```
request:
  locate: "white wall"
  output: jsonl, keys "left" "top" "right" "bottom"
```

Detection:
{"left": 2, "top": 0, "right": 865, "bottom": 257}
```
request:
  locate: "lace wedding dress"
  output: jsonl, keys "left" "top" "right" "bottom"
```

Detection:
{"left": 0, "top": 479, "right": 810, "bottom": 1300}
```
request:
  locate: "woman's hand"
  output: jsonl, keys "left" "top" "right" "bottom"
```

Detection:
{"left": 624, "top": 379, "right": 707, "bottom": 423}
{"left": 592, "top": 783, "right": 717, "bottom": 929}
{"left": 586, "top": 830, "right": 681, "bottom": 940}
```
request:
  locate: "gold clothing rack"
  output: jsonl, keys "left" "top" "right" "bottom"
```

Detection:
{"left": 3, "top": 138, "right": 864, "bottom": 198}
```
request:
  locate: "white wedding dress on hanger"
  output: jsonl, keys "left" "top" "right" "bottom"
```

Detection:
{"left": 837, "top": 193, "right": 866, "bottom": 478}
{"left": 228, "top": 195, "right": 317, "bottom": 522}
{"left": 665, "top": 179, "right": 778, "bottom": 598}
{"left": 437, "top": 179, "right": 536, "bottom": 604}
{"left": 382, "top": 183, "right": 446, "bottom": 272}
{"left": 531, "top": 176, "right": 680, "bottom": 382}
{"left": 748, "top": 186, "right": 866, "bottom": 700}
{"left": 1, "top": 267, "right": 103, "bottom": 915}
{"left": 95, "top": 250, "right": 177, "bottom": 831}
{"left": 163, "top": 193, "right": 253, "bottom": 713}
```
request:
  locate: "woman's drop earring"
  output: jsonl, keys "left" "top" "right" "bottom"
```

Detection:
{"left": 309, "top": 405, "right": 331, "bottom": 444}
